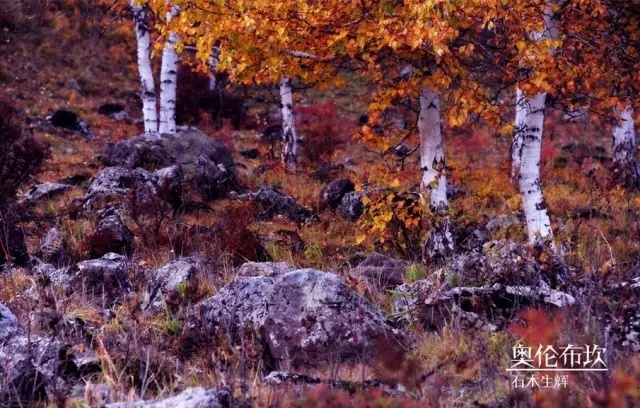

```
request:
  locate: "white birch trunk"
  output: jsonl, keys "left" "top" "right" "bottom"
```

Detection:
{"left": 612, "top": 105, "right": 636, "bottom": 164}
{"left": 208, "top": 42, "right": 221, "bottom": 91}
{"left": 158, "top": 5, "right": 180, "bottom": 135}
{"left": 514, "top": 4, "right": 558, "bottom": 245}
{"left": 130, "top": 1, "right": 158, "bottom": 135}
{"left": 516, "top": 91, "right": 554, "bottom": 243}
{"left": 419, "top": 88, "right": 452, "bottom": 261}
{"left": 280, "top": 77, "right": 298, "bottom": 173}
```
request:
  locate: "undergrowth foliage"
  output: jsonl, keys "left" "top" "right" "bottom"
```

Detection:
{"left": 298, "top": 101, "right": 348, "bottom": 164}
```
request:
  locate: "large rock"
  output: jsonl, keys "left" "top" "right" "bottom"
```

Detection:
{"left": 38, "top": 227, "right": 70, "bottom": 266}
{"left": 0, "top": 304, "right": 18, "bottom": 343}
{"left": 142, "top": 258, "right": 200, "bottom": 313}
{"left": 195, "top": 154, "right": 240, "bottom": 200}
{"left": 101, "top": 130, "right": 238, "bottom": 201}
{"left": 86, "top": 208, "right": 134, "bottom": 259}
{"left": 196, "top": 268, "right": 408, "bottom": 368}
{"left": 68, "top": 253, "right": 137, "bottom": 305}
{"left": 0, "top": 335, "right": 62, "bottom": 406}
{"left": 338, "top": 191, "right": 364, "bottom": 222}
{"left": 254, "top": 186, "right": 316, "bottom": 223}
{"left": 320, "top": 178, "right": 354, "bottom": 210}
{"left": 21, "top": 182, "right": 71, "bottom": 205}
{"left": 82, "top": 166, "right": 181, "bottom": 213}
{"left": 105, "top": 387, "right": 234, "bottom": 408}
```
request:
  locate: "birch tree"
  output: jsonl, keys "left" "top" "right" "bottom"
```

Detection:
{"left": 158, "top": 4, "right": 180, "bottom": 134}
{"left": 130, "top": 1, "right": 158, "bottom": 135}
{"left": 512, "top": 3, "right": 559, "bottom": 246}
{"left": 419, "top": 87, "right": 453, "bottom": 261}
{"left": 279, "top": 77, "right": 298, "bottom": 173}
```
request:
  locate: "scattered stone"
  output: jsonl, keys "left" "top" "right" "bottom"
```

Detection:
{"left": 338, "top": 191, "right": 364, "bottom": 222}
{"left": 254, "top": 185, "right": 316, "bottom": 223}
{"left": 351, "top": 252, "right": 407, "bottom": 288}
{"left": 38, "top": 227, "right": 70, "bottom": 266}
{"left": 0, "top": 304, "right": 18, "bottom": 342}
{"left": 195, "top": 268, "right": 408, "bottom": 368}
{"left": 29, "top": 258, "right": 70, "bottom": 286}
{"left": 320, "top": 178, "right": 355, "bottom": 210}
{"left": 105, "top": 387, "right": 234, "bottom": 408}
{"left": 68, "top": 253, "right": 136, "bottom": 305}
{"left": 21, "top": 182, "right": 71, "bottom": 204}
{"left": 86, "top": 208, "right": 134, "bottom": 259}
{"left": 48, "top": 110, "right": 90, "bottom": 134}
{"left": 98, "top": 103, "right": 129, "bottom": 121}
{"left": 142, "top": 258, "right": 199, "bottom": 313}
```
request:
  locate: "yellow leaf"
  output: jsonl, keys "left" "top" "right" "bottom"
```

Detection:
{"left": 356, "top": 234, "right": 366, "bottom": 245}
{"left": 391, "top": 178, "right": 401, "bottom": 187}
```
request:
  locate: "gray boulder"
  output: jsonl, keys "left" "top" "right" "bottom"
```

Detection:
{"left": 254, "top": 186, "right": 316, "bottom": 223}
{"left": 82, "top": 166, "right": 182, "bottom": 213}
{"left": 21, "top": 182, "right": 71, "bottom": 204}
{"left": 101, "top": 129, "right": 238, "bottom": 200}
{"left": 87, "top": 208, "right": 134, "bottom": 259}
{"left": 338, "top": 191, "right": 363, "bottom": 222}
{"left": 320, "top": 178, "right": 355, "bottom": 209}
{"left": 38, "top": 228, "right": 70, "bottom": 266}
{"left": 105, "top": 387, "right": 234, "bottom": 408}
{"left": 196, "top": 268, "right": 408, "bottom": 368}
{"left": 68, "top": 253, "right": 137, "bottom": 305}
{"left": 0, "top": 304, "right": 18, "bottom": 343}
{"left": 142, "top": 258, "right": 199, "bottom": 313}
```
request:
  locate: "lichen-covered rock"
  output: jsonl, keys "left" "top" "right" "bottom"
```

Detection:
{"left": 21, "top": 182, "right": 71, "bottom": 204}
{"left": 196, "top": 268, "right": 408, "bottom": 368}
{"left": 236, "top": 262, "right": 294, "bottom": 277}
{"left": 0, "top": 335, "right": 62, "bottom": 406}
{"left": 320, "top": 178, "right": 355, "bottom": 210}
{"left": 103, "top": 129, "right": 235, "bottom": 174}
{"left": 254, "top": 186, "right": 316, "bottom": 223}
{"left": 68, "top": 253, "right": 137, "bottom": 305}
{"left": 151, "top": 165, "right": 183, "bottom": 210}
{"left": 38, "top": 228, "right": 70, "bottom": 266}
{"left": 195, "top": 154, "right": 240, "bottom": 200}
{"left": 105, "top": 387, "right": 234, "bottom": 408}
{"left": 0, "top": 303, "right": 18, "bottom": 343}
{"left": 142, "top": 258, "right": 199, "bottom": 312}
{"left": 86, "top": 208, "right": 134, "bottom": 259}
{"left": 338, "top": 191, "right": 363, "bottom": 222}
